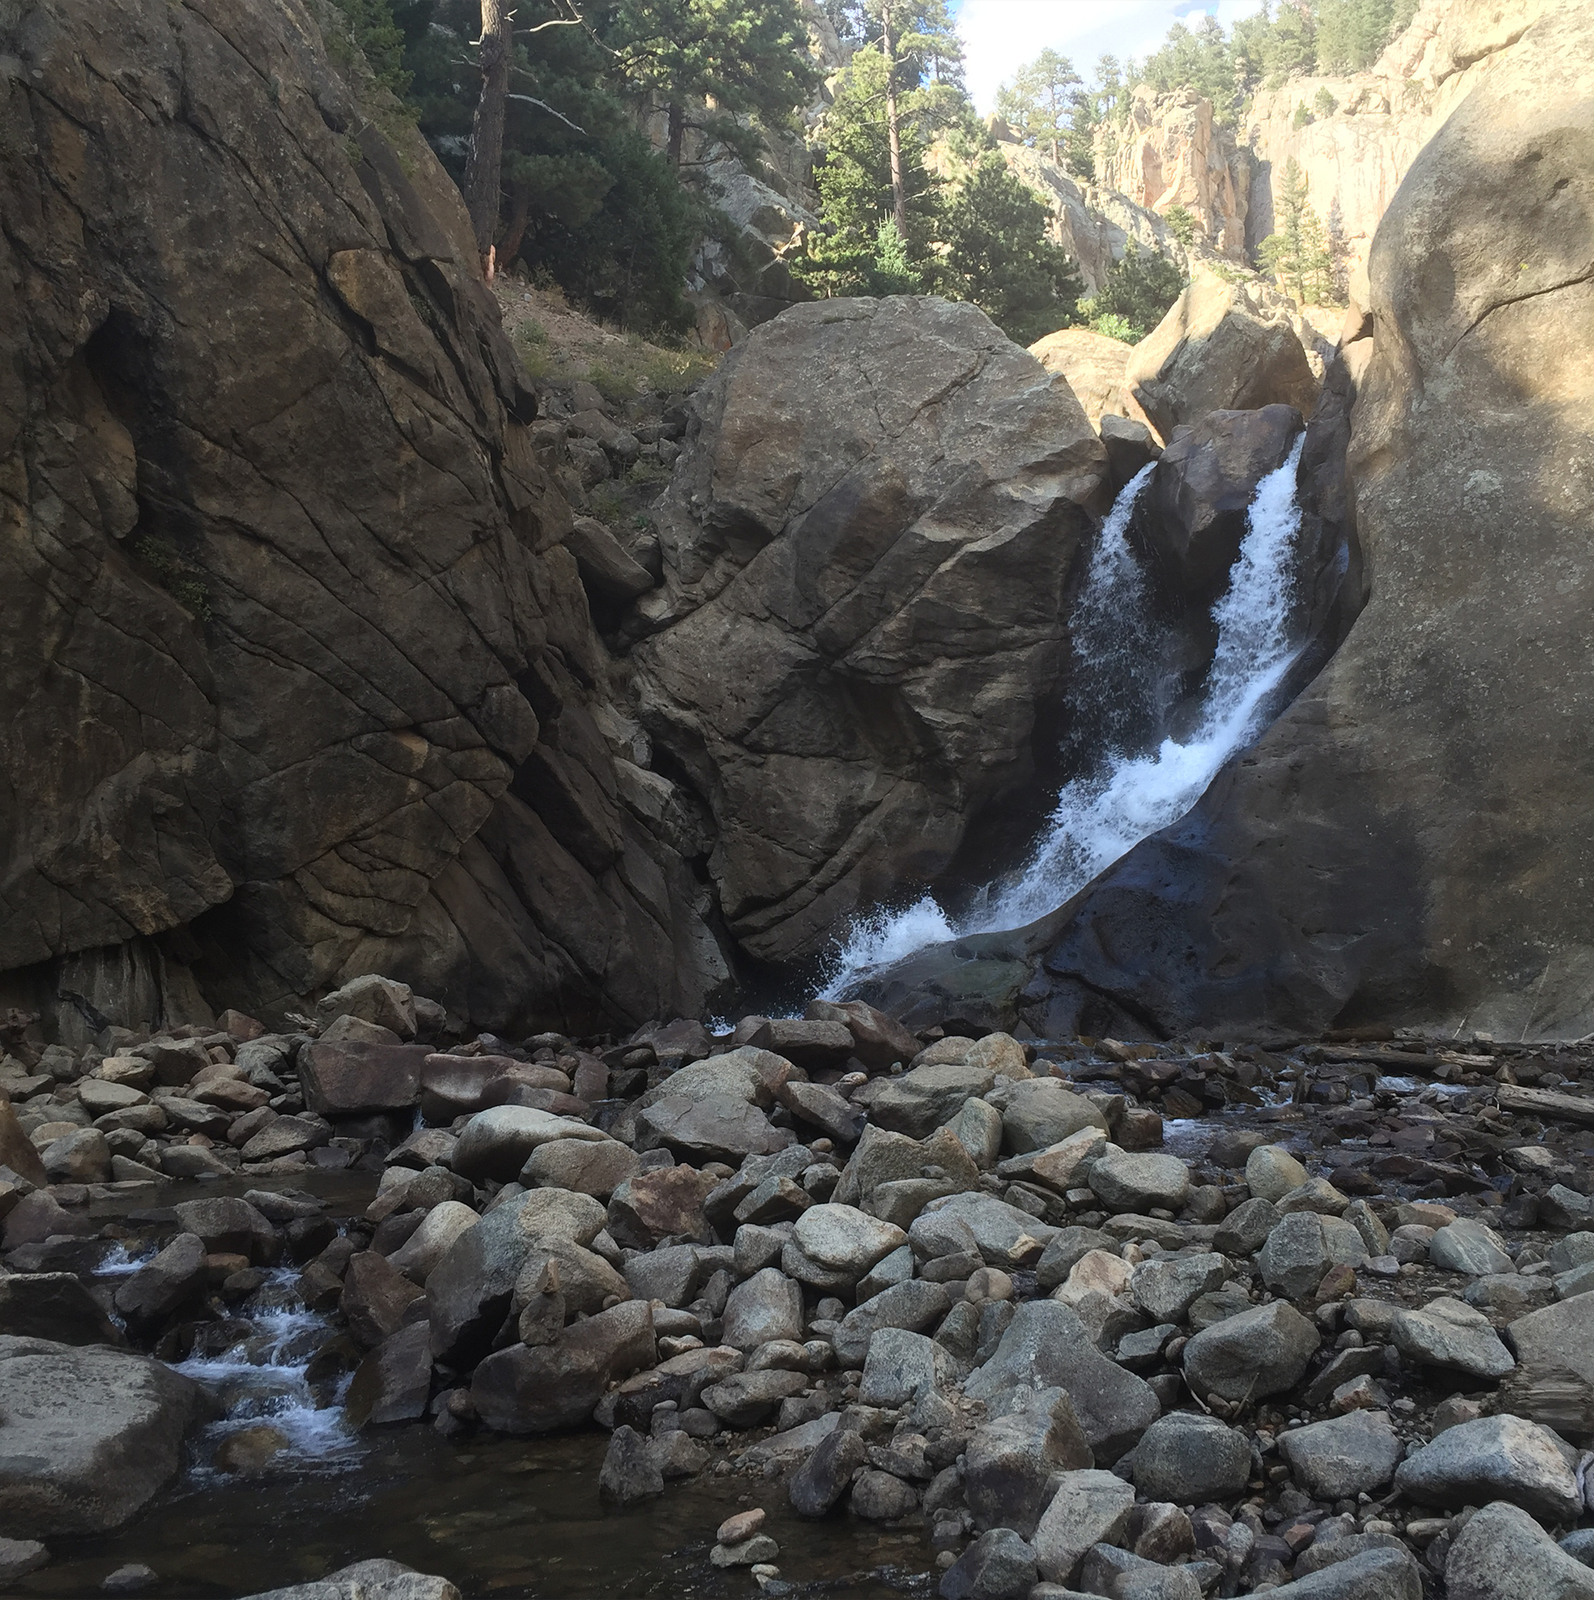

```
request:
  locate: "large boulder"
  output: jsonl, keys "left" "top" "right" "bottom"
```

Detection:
{"left": 238, "top": 1560, "right": 460, "bottom": 1600}
{"left": 630, "top": 295, "right": 1110, "bottom": 965}
{"left": 0, "top": 0, "right": 726, "bottom": 1042}
{"left": 1012, "top": 2, "right": 1594, "bottom": 1041}
{"left": 1126, "top": 267, "right": 1319, "bottom": 440}
{"left": 1445, "top": 1500, "right": 1594, "bottom": 1600}
{"left": 1027, "top": 327, "right": 1144, "bottom": 429}
{"left": 0, "top": 1335, "right": 211, "bottom": 1535}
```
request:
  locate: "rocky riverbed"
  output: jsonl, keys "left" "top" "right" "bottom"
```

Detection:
{"left": 7, "top": 977, "right": 1594, "bottom": 1597}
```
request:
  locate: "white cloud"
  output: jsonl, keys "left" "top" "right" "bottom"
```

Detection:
{"left": 954, "top": 0, "right": 1268, "bottom": 113}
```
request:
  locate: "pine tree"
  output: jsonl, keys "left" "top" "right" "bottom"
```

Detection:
{"left": 1259, "top": 157, "right": 1338, "bottom": 304}
{"left": 1082, "top": 241, "right": 1186, "bottom": 340}
{"left": 995, "top": 48, "right": 1080, "bottom": 166}
{"left": 940, "top": 153, "right": 1084, "bottom": 343}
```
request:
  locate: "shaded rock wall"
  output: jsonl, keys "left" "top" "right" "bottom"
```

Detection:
{"left": 1020, "top": 0, "right": 1594, "bottom": 1041}
{"left": 0, "top": 0, "right": 726, "bottom": 1039}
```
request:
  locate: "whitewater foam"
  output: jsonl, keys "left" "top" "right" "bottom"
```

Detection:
{"left": 822, "top": 437, "right": 1309, "bottom": 996}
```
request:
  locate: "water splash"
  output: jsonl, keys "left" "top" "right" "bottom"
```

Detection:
{"left": 822, "top": 437, "right": 1309, "bottom": 996}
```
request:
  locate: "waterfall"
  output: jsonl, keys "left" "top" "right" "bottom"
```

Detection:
{"left": 822, "top": 435, "right": 1309, "bottom": 997}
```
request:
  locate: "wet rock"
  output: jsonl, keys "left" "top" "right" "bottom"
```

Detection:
{"left": 1448, "top": 1500, "right": 1594, "bottom": 1600}
{"left": 1131, "top": 1253, "right": 1228, "bottom": 1323}
{"left": 0, "top": 1335, "right": 211, "bottom": 1535}
{"left": 850, "top": 1467, "right": 918, "bottom": 1520}
{"left": 344, "top": 1321, "right": 433, "bottom": 1428}
{"left": 1431, "top": 1219, "right": 1515, "bottom": 1277}
{"left": 215, "top": 1424, "right": 291, "bottom": 1474}
{"left": 938, "top": 1527, "right": 1038, "bottom": 1600}
{"left": 1032, "top": 1468, "right": 1136, "bottom": 1586}
{"left": 607, "top": 1165, "right": 717, "bottom": 1250}
{"left": 833, "top": 1280, "right": 952, "bottom": 1369}
{"left": 793, "top": 1205, "right": 907, "bottom": 1279}
{"left": 0, "top": 1274, "right": 121, "bottom": 1346}
{"left": 1395, "top": 1414, "right": 1582, "bottom": 1523}
{"left": 701, "top": 1369, "right": 808, "bottom": 1427}
{"left": 918, "top": 1192, "right": 1058, "bottom": 1269}
{"left": 963, "top": 1390, "right": 1093, "bottom": 1537}
{"left": 1258, "top": 1213, "right": 1368, "bottom": 1300}
{"left": 1089, "top": 1151, "right": 1191, "bottom": 1214}
{"left": 240, "top": 1117, "right": 328, "bottom": 1163}
{"left": 1000, "top": 1081, "right": 1109, "bottom": 1154}
{"left": 471, "top": 1300, "right": 655, "bottom": 1433}
{"left": 790, "top": 1424, "right": 869, "bottom": 1516}
{"left": 102, "top": 1562, "right": 160, "bottom": 1593}
{"left": 340, "top": 1252, "right": 425, "bottom": 1349}
{"left": 1182, "top": 1300, "right": 1320, "bottom": 1402}
{"left": 452, "top": 1108, "right": 608, "bottom": 1183}
{"left": 1246, "top": 1145, "right": 1308, "bottom": 1203}
{"left": 171, "top": 1197, "right": 278, "bottom": 1264}
{"left": 238, "top": 1558, "right": 461, "bottom": 1600}
{"left": 387, "top": 1202, "right": 479, "bottom": 1283}
{"left": 1278, "top": 1410, "right": 1404, "bottom": 1499}
{"left": 966, "top": 1300, "right": 1159, "bottom": 1460}
{"left": 600, "top": 1424, "right": 664, "bottom": 1503}
{"left": 709, "top": 1533, "right": 779, "bottom": 1567}
{"left": 1391, "top": 1297, "right": 1515, "bottom": 1379}
{"left": 0, "top": 1538, "right": 49, "bottom": 1583}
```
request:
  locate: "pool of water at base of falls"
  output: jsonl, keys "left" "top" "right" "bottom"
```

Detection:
{"left": 19, "top": 1428, "right": 932, "bottom": 1599}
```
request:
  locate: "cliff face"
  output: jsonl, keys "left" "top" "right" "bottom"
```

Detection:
{"left": 0, "top": 0, "right": 727, "bottom": 1039}
{"left": 1021, "top": 0, "right": 1594, "bottom": 1041}
{"left": 1245, "top": 0, "right": 1557, "bottom": 280}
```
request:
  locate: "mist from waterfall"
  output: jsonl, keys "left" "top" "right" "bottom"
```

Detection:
{"left": 821, "top": 435, "right": 1309, "bottom": 997}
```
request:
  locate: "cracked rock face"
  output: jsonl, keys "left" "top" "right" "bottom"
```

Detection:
{"left": 629, "top": 297, "right": 1111, "bottom": 966}
{"left": 0, "top": 0, "right": 726, "bottom": 1035}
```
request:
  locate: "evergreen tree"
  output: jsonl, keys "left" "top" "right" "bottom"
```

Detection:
{"left": 1082, "top": 241, "right": 1186, "bottom": 340}
{"left": 940, "top": 153, "right": 1083, "bottom": 343}
{"left": 1164, "top": 204, "right": 1196, "bottom": 247}
{"left": 1259, "top": 157, "right": 1336, "bottom": 303}
{"left": 995, "top": 48, "right": 1080, "bottom": 166}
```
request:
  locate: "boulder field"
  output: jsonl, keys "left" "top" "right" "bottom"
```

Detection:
{"left": 8, "top": 976, "right": 1594, "bottom": 1596}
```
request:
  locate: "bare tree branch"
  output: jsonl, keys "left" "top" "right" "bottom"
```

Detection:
{"left": 506, "top": 93, "right": 587, "bottom": 133}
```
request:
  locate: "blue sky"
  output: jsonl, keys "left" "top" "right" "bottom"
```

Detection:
{"left": 951, "top": 0, "right": 1270, "bottom": 112}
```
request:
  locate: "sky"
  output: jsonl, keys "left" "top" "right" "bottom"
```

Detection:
{"left": 952, "top": 0, "right": 1270, "bottom": 112}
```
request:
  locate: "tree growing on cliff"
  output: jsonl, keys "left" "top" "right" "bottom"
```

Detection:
{"left": 941, "top": 153, "right": 1084, "bottom": 343}
{"left": 995, "top": 48, "right": 1080, "bottom": 166}
{"left": 1081, "top": 240, "right": 1186, "bottom": 340}
{"left": 1260, "top": 157, "right": 1336, "bottom": 303}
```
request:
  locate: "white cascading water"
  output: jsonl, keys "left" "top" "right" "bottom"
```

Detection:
{"left": 822, "top": 436, "right": 1309, "bottom": 995}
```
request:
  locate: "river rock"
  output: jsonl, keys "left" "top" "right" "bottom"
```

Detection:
{"left": 1035, "top": 1227, "right": 1120, "bottom": 1291}
{"left": 1391, "top": 1297, "right": 1515, "bottom": 1379}
{"left": 1088, "top": 1150, "right": 1191, "bottom": 1213}
{"left": 965, "top": 1299, "right": 1159, "bottom": 1460}
{"left": 1395, "top": 1414, "right": 1582, "bottom": 1523}
{"left": 521, "top": 1138, "right": 640, "bottom": 1199}
{"left": 471, "top": 1300, "right": 655, "bottom": 1433}
{"left": 317, "top": 975, "right": 416, "bottom": 1037}
{"left": 1126, "top": 271, "right": 1317, "bottom": 440}
{"left": 0, "top": 1102, "right": 48, "bottom": 1189}
{"left": 779, "top": 1080, "right": 865, "bottom": 1144}
{"left": 238, "top": 1559, "right": 460, "bottom": 1600}
{"left": 1505, "top": 1292, "right": 1594, "bottom": 1428}
{"left": 387, "top": 1202, "right": 479, "bottom": 1283}
{"left": 599, "top": 1424, "right": 664, "bottom": 1503}
{"left": 1239, "top": 1547, "right": 1421, "bottom": 1599}
{"left": 40, "top": 1129, "right": 110, "bottom": 1185}
{"left": 0, "top": 1273, "right": 120, "bottom": 1346}
{"left": 790, "top": 1423, "right": 870, "bottom": 1516}
{"left": 607, "top": 1165, "right": 717, "bottom": 1249}
{"left": 452, "top": 1108, "right": 607, "bottom": 1183}
{"left": 804, "top": 999, "right": 920, "bottom": 1069}
{"left": 340, "top": 1252, "right": 425, "bottom": 1349}
{"left": 1446, "top": 1499, "right": 1594, "bottom": 1600}
{"left": 938, "top": 1526, "right": 1039, "bottom": 1600}
{"left": 1214, "top": 1196, "right": 1280, "bottom": 1257}
{"left": 296, "top": 1041, "right": 430, "bottom": 1117}
{"left": 701, "top": 1369, "right": 808, "bottom": 1427}
{"left": 793, "top": 1204, "right": 906, "bottom": 1278}
{"left": 344, "top": 1322, "right": 432, "bottom": 1427}
{"left": 1258, "top": 1213, "right": 1368, "bottom": 1300}
{"left": 851, "top": 1467, "right": 919, "bottom": 1520}
{"left": 513, "top": 1239, "right": 625, "bottom": 1319}
{"left": 833, "top": 1279, "right": 952, "bottom": 1369}
{"left": 1278, "top": 1410, "right": 1404, "bottom": 1499}
{"left": 963, "top": 1389, "right": 1093, "bottom": 1538}
{"left": 722, "top": 1267, "right": 804, "bottom": 1350}
{"left": 1245, "top": 1145, "right": 1308, "bottom": 1203}
{"left": 1431, "top": 1219, "right": 1515, "bottom": 1276}
{"left": 0, "top": 1336, "right": 211, "bottom": 1535}
{"left": 863, "top": 1062, "right": 995, "bottom": 1140}
{"left": 427, "top": 1197, "right": 538, "bottom": 1365}
{"left": 1131, "top": 1252, "right": 1228, "bottom": 1323}
{"left": 0, "top": 1539, "right": 49, "bottom": 1584}
{"left": 918, "top": 1192, "right": 1058, "bottom": 1268}
{"left": 859, "top": 1327, "right": 957, "bottom": 1427}
{"left": 1130, "top": 1411, "right": 1250, "bottom": 1502}
{"left": 172, "top": 1197, "right": 277, "bottom": 1264}
{"left": 1000, "top": 1080, "right": 1110, "bottom": 1154}
{"left": 1182, "top": 1300, "right": 1320, "bottom": 1401}
{"left": 1032, "top": 1468, "right": 1136, "bottom": 1586}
